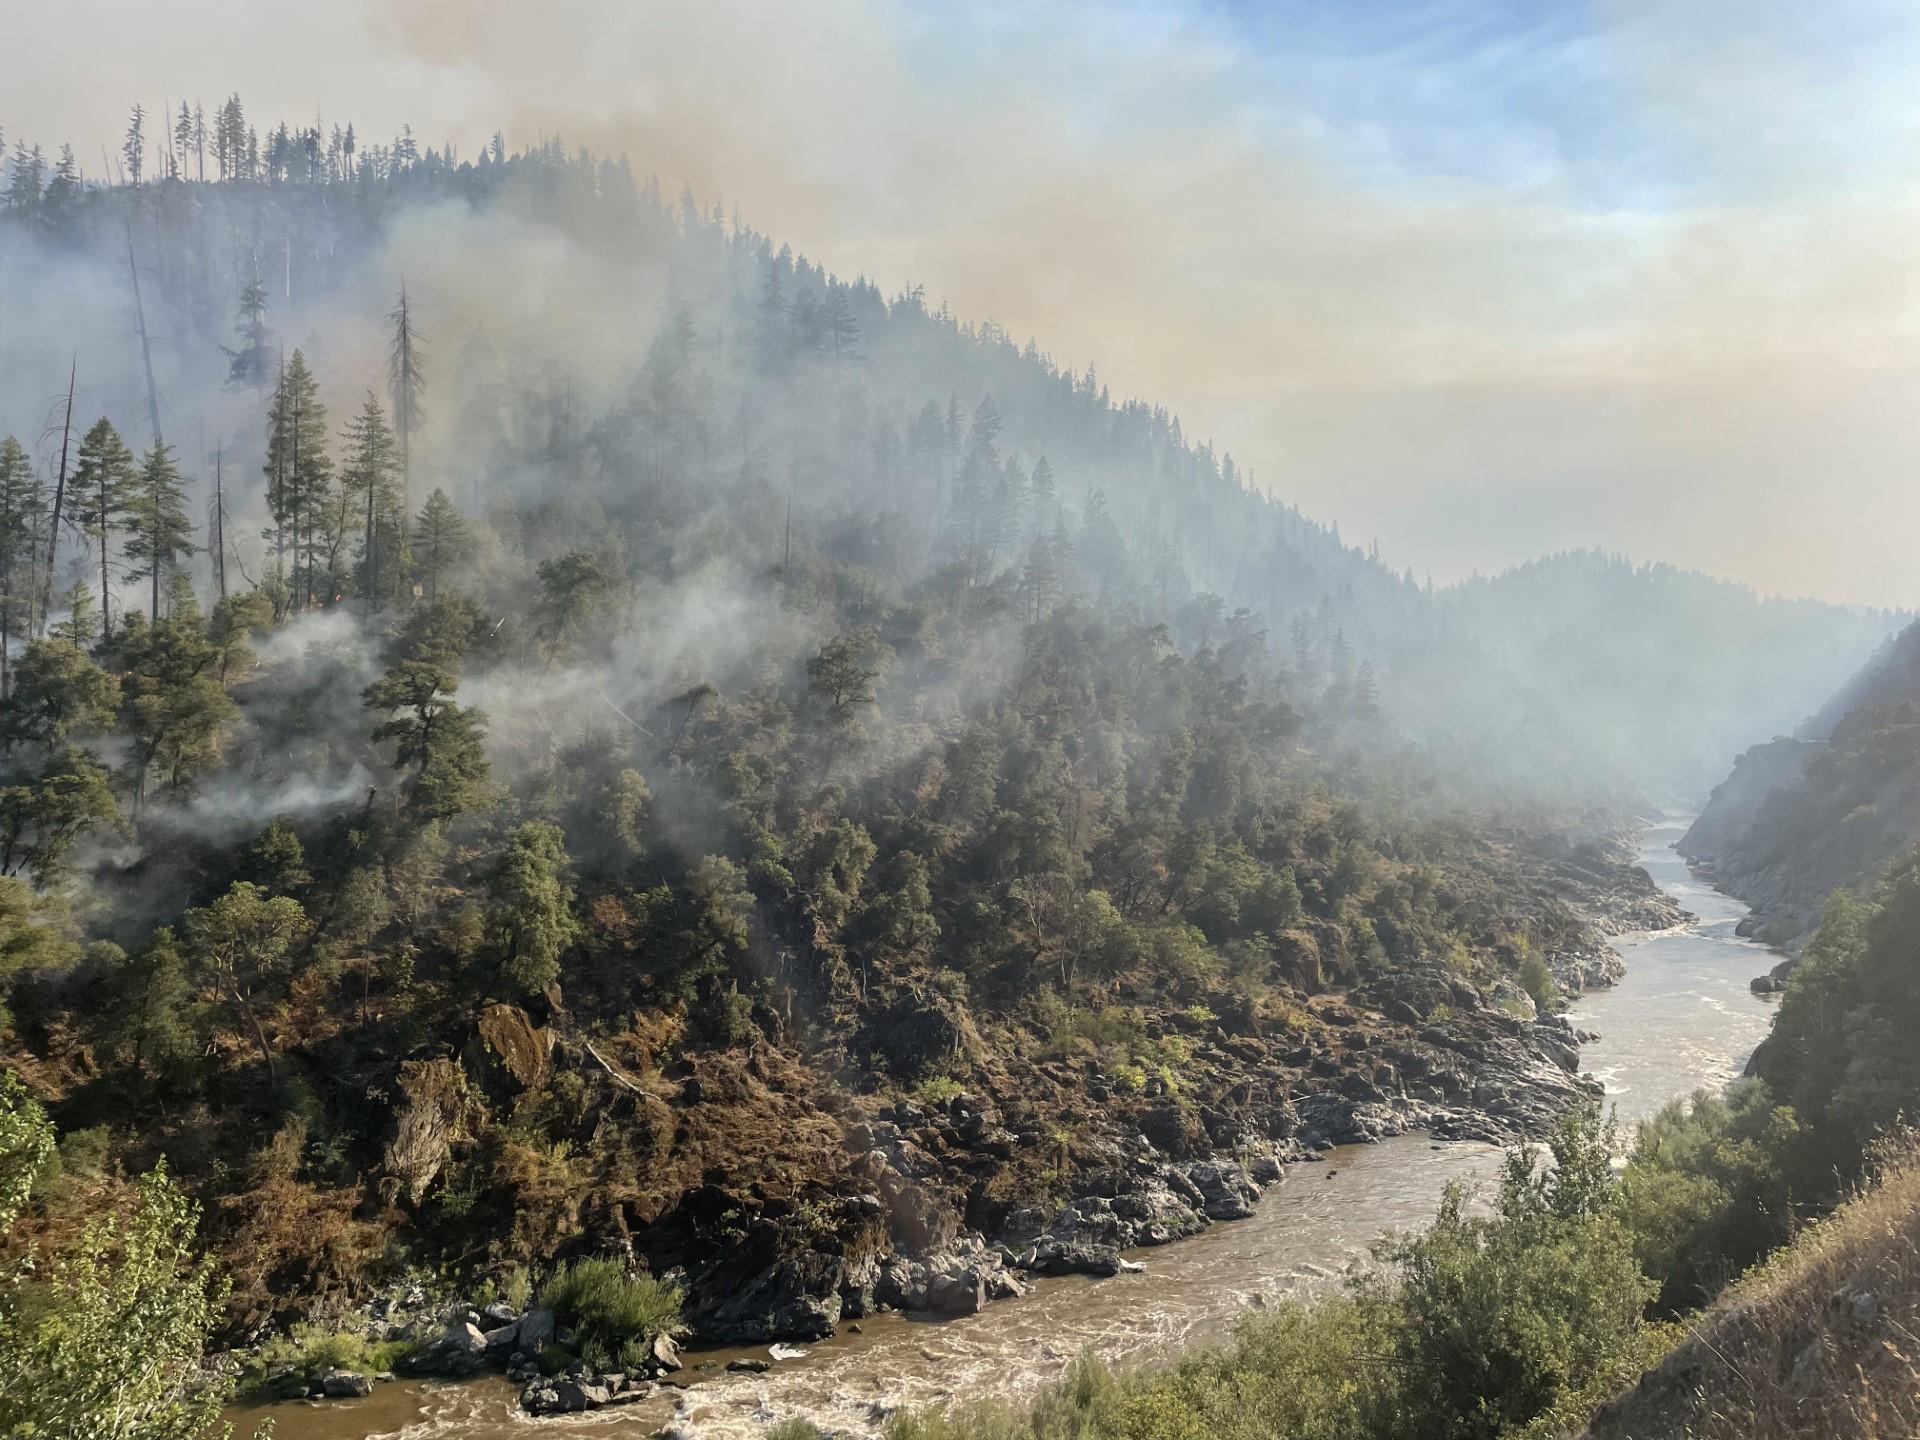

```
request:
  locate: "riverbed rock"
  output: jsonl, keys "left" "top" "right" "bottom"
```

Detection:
{"left": 1021, "top": 1237, "right": 1123, "bottom": 1277}
{"left": 517, "top": 1307, "right": 555, "bottom": 1352}
{"left": 524, "top": 1377, "right": 612, "bottom": 1413}
{"left": 320, "top": 1368, "right": 373, "bottom": 1398}
{"left": 927, "top": 1270, "right": 987, "bottom": 1315}
{"left": 648, "top": 1332, "right": 683, "bottom": 1372}
{"left": 1186, "top": 1161, "right": 1260, "bottom": 1221}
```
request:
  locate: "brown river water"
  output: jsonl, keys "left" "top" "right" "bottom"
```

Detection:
{"left": 234, "top": 821, "right": 1775, "bottom": 1439}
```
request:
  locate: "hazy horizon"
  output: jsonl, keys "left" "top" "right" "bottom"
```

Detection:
{"left": 7, "top": 0, "right": 1919, "bottom": 607}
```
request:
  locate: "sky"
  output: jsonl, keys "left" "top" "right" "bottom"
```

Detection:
{"left": 6, "top": 0, "right": 1920, "bottom": 606}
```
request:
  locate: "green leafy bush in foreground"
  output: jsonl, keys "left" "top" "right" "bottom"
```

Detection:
{"left": 0, "top": 1073, "right": 264, "bottom": 1440}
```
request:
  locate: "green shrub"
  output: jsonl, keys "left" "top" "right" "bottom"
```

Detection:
{"left": 496, "top": 1262, "right": 534, "bottom": 1311}
{"left": 914, "top": 1074, "right": 965, "bottom": 1107}
{"left": 253, "top": 1323, "right": 413, "bottom": 1384}
{"left": 1517, "top": 951, "right": 1559, "bottom": 1013}
{"left": 539, "top": 1258, "right": 682, "bottom": 1360}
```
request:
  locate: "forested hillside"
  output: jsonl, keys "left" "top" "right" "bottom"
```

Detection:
{"left": 1683, "top": 617, "right": 1920, "bottom": 944}
{"left": 0, "top": 101, "right": 1889, "bottom": 1375}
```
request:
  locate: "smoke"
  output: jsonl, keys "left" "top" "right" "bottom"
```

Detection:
{"left": 7, "top": 3, "right": 1920, "bottom": 603}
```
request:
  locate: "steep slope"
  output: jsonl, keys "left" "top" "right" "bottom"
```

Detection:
{"left": 1584, "top": 1155, "right": 1920, "bottom": 1440}
{"left": 1683, "top": 618, "right": 1920, "bottom": 943}
{"left": 0, "top": 127, "right": 1693, "bottom": 1356}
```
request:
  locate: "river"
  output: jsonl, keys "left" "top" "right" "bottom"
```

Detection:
{"left": 234, "top": 819, "right": 1777, "bottom": 1440}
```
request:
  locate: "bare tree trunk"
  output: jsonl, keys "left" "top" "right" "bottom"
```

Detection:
{"left": 39, "top": 359, "right": 76, "bottom": 635}
{"left": 127, "top": 222, "right": 163, "bottom": 445}
{"left": 229, "top": 983, "right": 276, "bottom": 1085}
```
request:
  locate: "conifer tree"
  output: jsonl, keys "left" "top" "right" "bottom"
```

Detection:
{"left": 226, "top": 280, "right": 272, "bottom": 389}
{"left": 262, "top": 350, "right": 330, "bottom": 607}
{"left": 0, "top": 437, "right": 46, "bottom": 695}
{"left": 42, "top": 145, "right": 80, "bottom": 210}
{"left": 341, "top": 393, "right": 401, "bottom": 613}
{"left": 72, "top": 418, "right": 137, "bottom": 638}
{"left": 122, "top": 441, "right": 195, "bottom": 620}
{"left": 754, "top": 257, "right": 788, "bottom": 371}
{"left": 1029, "top": 455, "right": 1057, "bottom": 531}
{"left": 123, "top": 104, "right": 146, "bottom": 186}
{"left": 412, "top": 487, "right": 470, "bottom": 602}
{"left": 485, "top": 821, "right": 578, "bottom": 996}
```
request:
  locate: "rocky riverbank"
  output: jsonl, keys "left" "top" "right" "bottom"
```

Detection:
{"left": 251, "top": 997, "right": 1610, "bottom": 1418}
{"left": 236, "top": 833, "right": 1674, "bottom": 1420}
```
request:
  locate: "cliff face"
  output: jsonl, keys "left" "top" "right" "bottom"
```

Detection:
{"left": 1682, "top": 619, "right": 1920, "bottom": 944}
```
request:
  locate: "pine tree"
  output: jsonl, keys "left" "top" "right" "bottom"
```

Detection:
{"left": 1021, "top": 532, "right": 1061, "bottom": 623}
{"left": 340, "top": 392, "right": 400, "bottom": 613}
{"left": 123, "top": 104, "right": 146, "bottom": 187}
{"left": 5, "top": 143, "right": 45, "bottom": 211}
{"left": 1029, "top": 456, "right": 1057, "bottom": 532}
{"left": 72, "top": 418, "right": 137, "bottom": 638}
{"left": 173, "top": 104, "right": 193, "bottom": 181}
{"left": 965, "top": 395, "right": 1002, "bottom": 468}
{"left": 754, "top": 257, "right": 787, "bottom": 370}
{"left": 1353, "top": 659, "right": 1381, "bottom": 721}
{"left": 43, "top": 146, "right": 80, "bottom": 208}
{"left": 412, "top": 487, "right": 470, "bottom": 602}
{"left": 122, "top": 441, "right": 196, "bottom": 621}
{"left": 227, "top": 280, "right": 272, "bottom": 389}
{"left": 262, "top": 351, "right": 330, "bottom": 607}
{"left": 0, "top": 437, "right": 47, "bottom": 696}
{"left": 215, "top": 96, "right": 245, "bottom": 180}
{"left": 822, "top": 283, "right": 860, "bottom": 361}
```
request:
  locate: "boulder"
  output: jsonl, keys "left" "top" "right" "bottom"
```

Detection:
{"left": 685, "top": 1250, "right": 844, "bottom": 1344}
{"left": 1186, "top": 1161, "right": 1260, "bottom": 1221}
{"left": 517, "top": 1307, "right": 555, "bottom": 1351}
{"left": 1021, "top": 1237, "right": 1123, "bottom": 1277}
{"left": 648, "top": 1332, "right": 683, "bottom": 1372}
{"left": 525, "top": 1378, "right": 613, "bottom": 1413}
{"left": 926, "top": 1270, "right": 987, "bottom": 1316}
{"left": 320, "top": 1369, "right": 373, "bottom": 1398}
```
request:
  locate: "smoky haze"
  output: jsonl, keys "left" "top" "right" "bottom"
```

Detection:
{"left": 5, "top": 0, "right": 1919, "bottom": 607}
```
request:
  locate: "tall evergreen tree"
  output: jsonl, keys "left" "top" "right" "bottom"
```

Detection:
{"left": 1029, "top": 455, "right": 1057, "bottom": 530}
{"left": 123, "top": 104, "right": 146, "bottom": 186}
{"left": 0, "top": 437, "right": 47, "bottom": 696}
{"left": 340, "top": 392, "right": 401, "bottom": 613}
{"left": 122, "top": 441, "right": 196, "bottom": 621}
{"left": 412, "top": 487, "right": 470, "bottom": 603}
{"left": 262, "top": 350, "right": 330, "bottom": 608}
{"left": 226, "top": 280, "right": 272, "bottom": 389}
{"left": 71, "top": 419, "right": 137, "bottom": 639}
